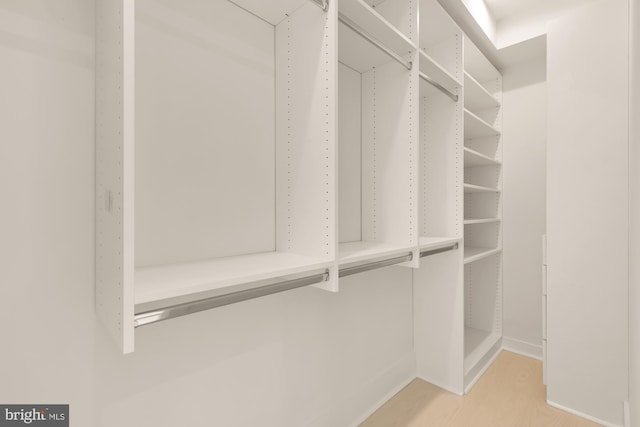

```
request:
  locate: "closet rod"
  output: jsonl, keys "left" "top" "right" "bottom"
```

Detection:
{"left": 310, "top": 0, "right": 329, "bottom": 11}
{"left": 339, "top": 252, "right": 413, "bottom": 278}
{"left": 134, "top": 270, "right": 330, "bottom": 328}
{"left": 419, "top": 72, "right": 458, "bottom": 102}
{"left": 420, "top": 243, "right": 459, "bottom": 258}
{"left": 338, "top": 13, "right": 412, "bottom": 71}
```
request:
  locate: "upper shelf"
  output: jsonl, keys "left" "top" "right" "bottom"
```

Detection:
{"left": 464, "top": 35, "right": 501, "bottom": 83}
{"left": 339, "top": 0, "right": 415, "bottom": 70}
{"left": 419, "top": 50, "right": 461, "bottom": 98}
{"left": 135, "top": 251, "right": 332, "bottom": 306}
{"left": 230, "top": 0, "right": 315, "bottom": 25}
{"left": 338, "top": 241, "right": 414, "bottom": 265}
{"left": 464, "top": 147, "right": 501, "bottom": 167}
{"left": 464, "top": 109, "right": 500, "bottom": 140}
{"left": 419, "top": 236, "right": 461, "bottom": 251}
{"left": 464, "top": 71, "right": 500, "bottom": 111}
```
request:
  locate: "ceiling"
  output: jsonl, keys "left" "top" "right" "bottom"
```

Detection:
{"left": 483, "top": 0, "right": 591, "bottom": 21}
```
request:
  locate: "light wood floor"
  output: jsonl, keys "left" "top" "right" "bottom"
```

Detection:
{"left": 360, "top": 351, "right": 601, "bottom": 427}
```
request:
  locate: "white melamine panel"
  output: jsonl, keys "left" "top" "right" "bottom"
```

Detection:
{"left": 362, "top": 60, "right": 417, "bottom": 248}
{"left": 420, "top": 86, "right": 462, "bottom": 239}
{"left": 338, "top": 241, "right": 414, "bottom": 264}
{"left": 547, "top": 0, "right": 628, "bottom": 424}
{"left": 465, "top": 254, "right": 501, "bottom": 332}
{"left": 464, "top": 147, "right": 500, "bottom": 167}
{"left": 230, "top": 0, "right": 309, "bottom": 25}
{"left": 464, "top": 109, "right": 500, "bottom": 140}
{"left": 135, "top": 0, "right": 275, "bottom": 267}
{"left": 418, "top": 236, "right": 461, "bottom": 251}
{"left": 419, "top": 0, "right": 460, "bottom": 48}
{"left": 464, "top": 72, "right": 500, "bottom": 112}
{"left": 464, "top": 221, "right": 500, "bottom": 249}
{"left": 464, "top": 247, "right": 501, "bottom": 264}
{"left": 464, "top": 35, "right": 500, "bottom": 84}
{"left": 275, "top": 2, "right": 337, "bottom": 264}
{"left": 339, "top": 0, "right": 415, "bottom": 56}
{"left": 464, "top": 218, "right": 500, "bottom": 225}
{"left": 419, "top": 51, "right": 461, "bottom": 97}
{"left": 339, "top": 63, "right": 362, "bottom": 243}
{"left": 464, "top": 164, "right": 501, "bottom": 190}
{"left": 464, "top": 192, "right": 501, "bottom": 220}
{"left": 134, "top": 252, "right": 331, "bottom": 305}
{"left": 464, "top": 136, "right": 501, "bottom": 161}
{"left": 464, "top": 327, "right": 500, "bottom": 374}
{"left": 96, "top": 0, "right": 135, "bottom": 353}
{"left": 463, "top": 183, "right": 500, "bottom": 193}
{"left": 367, "top": 0, "right": 416, "bottom": 44}
{"left": 339, "top": 21, "right": 399, "bottom": 73}
{"left": 414, "top": 249, "right": 464, "bottom": 394}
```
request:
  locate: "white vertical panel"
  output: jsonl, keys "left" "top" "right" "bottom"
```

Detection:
{"left": 95, "top": 0, "right": 135, "bottom": 353}
{"left": 275, "top": 1, "right": 337, "bottom": 288}
{"left": 338, "top": 63, "right": 362, "bottom": 243}
{"left": 547, "top": 0, "right": 629, "bottom": 424}
{"left": 414, "top": 251, "right": 464, "bottom": 394}
{"left": 134, "top": 0, "right": 275, "bottom": 266}
{"left": 361, "top": 60, "right": 416, "bottom": 246}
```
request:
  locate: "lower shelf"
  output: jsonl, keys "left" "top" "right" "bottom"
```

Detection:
{"left": 135, "top": 251, "right": 332, "bottom": 306}
{"left": 418, "top": 236, "right": 460, "bottom": 251}
{"left": 464, "top": 326, "right": 501, "bottom": 375}
{"left": 464, "top": 246, "right": 502, "bottom": 264}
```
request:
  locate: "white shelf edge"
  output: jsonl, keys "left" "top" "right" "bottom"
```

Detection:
{"left": 134, "top": 251, "right": 333, "bottom": 306}
{"left": 464, "top": 147, "right": 501, "bottom": 166}
{"left": 464, "top": 327, "right": 501, "bottom": 375}
{"left": 464, "top": 218, "right": 501, "bottom": 225}
{"left": 338, "top": 241, "right": 416, "bottom": 265}
{"left": 463, "top": 183, "right": 501, "bottom": 193}
{"left": 464, "top": 247, "right": 502, "bottom": 264}
{"left": 464, "top": 109, "right": 501, "bottom": 138}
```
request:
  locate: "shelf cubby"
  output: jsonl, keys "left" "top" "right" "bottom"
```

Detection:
{"left": 464, "top": 218, "right": 501, "bottom": 225}
{"left": 464, "top": 109, "right": 500, "bottom": 140}
{"left": 337, "top": 1, "right": 418, "bottom": 267}
{"left": 96, "top": 0, "right": 338, "bottom": 352}
{"left": 419, "top": 0, "right": 462, "bottom": 81}
{"left": 464, "top": 147, "right": 501, "bottom": 167}
{"left": 464, "top": 71, "right": 500, "bottom": 112}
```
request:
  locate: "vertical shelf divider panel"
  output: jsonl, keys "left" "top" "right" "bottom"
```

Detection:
{"left": 96, "top": 0, "right": 135, "bottom": 354}
{"left": 413, "top": 0, "right": 464, "bottom": 395}
{"left": 462, "top": 36, "right": 503, "bottom": 389}
{"left": 276, "top": 0, "right": 339, "bottom": 291}
{"left": 97, "top": 0, "right": 338, "bottom": 352}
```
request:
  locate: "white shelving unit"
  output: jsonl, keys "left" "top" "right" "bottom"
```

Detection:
{"left": 462, "top": 36, "right": 503, "bottom": 390}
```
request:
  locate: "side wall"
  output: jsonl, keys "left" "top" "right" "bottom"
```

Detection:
{"left": 501, "top": 57, "right": 546, "bottom": 358}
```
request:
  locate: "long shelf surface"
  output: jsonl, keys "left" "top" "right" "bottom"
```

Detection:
{"left": 135, "top": 251, "right": 332, "bottom": 305}
{"left": 464, "top": 109, "right": 500, "bottom": 140}
{"left": 419, "top": 236, "right": 460, "bottom": 251}
{"left": 464, "top": 71, "right": 500, "bottom": 112}
{"left": 464, "top": 147, "right": 501, "bottom": 167}
{"left": 464, "top": 183, "right": 501, "bottom": 193}
{"left": 464, "top": 218, "right": 501, "bottom": 225}
{"left": 464, "top": 246, "right": 502, "bottom": 264}
{"left": 339, "top": 241, "right": 414, "bottom": 265}
{"left": 464, "top": 327, "right": 501, "bottom": 375}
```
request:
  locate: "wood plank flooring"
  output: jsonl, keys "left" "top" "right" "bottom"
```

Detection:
{"left": 360, "top": 351, "right": 601, "bottom": 427}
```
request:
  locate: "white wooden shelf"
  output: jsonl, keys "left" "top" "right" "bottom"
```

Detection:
{"left": 419, "top": 236, "right": 460, "bottom": 251}
{"left": 339, "top": 0, "right": 415, "bottom": 65}
{"left": 464, "top": 183, "right": 501, "bottom": 193}
{"left": 135, "top": 252, "right": 332, "bottom": 305}
{"left": 338, "top": 241, "right": 414, "bottom": 265}
{"left": 464, "top": 147, "right": 501, "bottom": 167}
{"left": 419, "top": 50, "right": 461, "bottom": 98}
{"left": 464, "top": 109, "right": 500, "bottom": 140}
{"left": 464, "top": 246, "right": 502, "bottom": 264}
{"left": 464, "top": 326, "right": 501, "bottom": 375}
{"left": 464, "top": 218, "right": 501, "bottom": 225}
{"left": 464, "top": 71, "right": 500, "bottom": 112}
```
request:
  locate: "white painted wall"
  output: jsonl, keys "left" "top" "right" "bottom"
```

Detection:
{"left": 501, "top": 57, "right": 546, "bottom": 358}
{"left": 630, "top": 0, "right": 640, "bottom": 424}
{"left": 0, "top": 2, "right": 415, "bottom": 426}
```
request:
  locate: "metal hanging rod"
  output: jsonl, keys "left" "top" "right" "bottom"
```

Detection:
{"left": 420, "top": 242, "right": 459, "bottom": 258}
{"left": 310, "top": 0, "right": 329, "bottom": 11}
{"left": 338, "top": 13, "right": 412, "bottom": 71}
{"left": 339, "top": 252, "right": 413, "bottom": 278}
{"left": 419, "top": 72, "right": 458, "bottom": 102}
{"left": 134, "top": 269, "right": 330, "bottom": 328}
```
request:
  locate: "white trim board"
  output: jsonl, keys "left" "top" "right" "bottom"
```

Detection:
{"left": 502, "top": 337, "right": 543, "bottom": 360}
{"left": 547, "top": 400, "right": 624, "bottom": 427}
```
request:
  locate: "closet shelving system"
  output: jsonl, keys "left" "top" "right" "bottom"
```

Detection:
{"left": 96, "top": 0, "right": 461, "bottom": 354}
{"left": 462, "top": 36, "right": 503, "bottom": 389}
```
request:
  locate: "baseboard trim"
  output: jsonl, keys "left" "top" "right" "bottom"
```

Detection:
{"left": 415, "top": 373, "right": 464, "bottom": 396}
{"left": 502, "top": 337, "right": 543, "bottom": 360}
{"left": 464, "top": 341, "right": 502, "bottom": 394}
{"left": 547, "top": 400, "right": 623, "bottom": 427}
